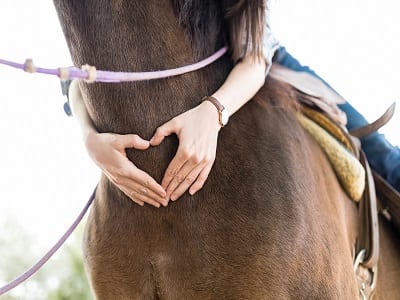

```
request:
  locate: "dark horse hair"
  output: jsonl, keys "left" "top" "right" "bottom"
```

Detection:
{"left": 173, "top": 0, "right": 267, "bottom": 61}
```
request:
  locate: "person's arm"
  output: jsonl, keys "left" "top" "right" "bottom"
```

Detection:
{"left": 212, "top": 55, "right": 266, "bottom": 116}
{"left": 150, "top": 55, "right": 266, "bottom": 202}
{"left": 69, "top": 80, "right": 167, "bottom": 208}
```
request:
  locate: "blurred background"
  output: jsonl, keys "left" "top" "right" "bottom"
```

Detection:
{"left": 0, "top": 0, "right": 399, "bottom": 298}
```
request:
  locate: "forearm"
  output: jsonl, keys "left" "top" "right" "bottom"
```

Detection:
{"left": 211, "top": 55, "right": 267, "bottom": 116}
{"left": 69, "top": 80, "right": 97, "bottom": 139}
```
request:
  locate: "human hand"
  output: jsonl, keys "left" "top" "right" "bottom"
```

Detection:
{"left": 85, "top": 131, "right": 167, "bottom": 207}
{"left": 150, "top": 101, "right": 221, "bottom": 202}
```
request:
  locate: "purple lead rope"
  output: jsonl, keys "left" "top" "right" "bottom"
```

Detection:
{"left": 0, "top": 187, "right": 96, "bottom": 296}
{"left": 0, "top": 46, "right": 228, "bottom": 82}
{"left": 0, "top": 46, "right": 228, "bottom": 296}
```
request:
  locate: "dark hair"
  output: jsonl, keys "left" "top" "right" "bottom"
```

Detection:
{"left": 173, "top": 1, "right": 226, "bottom": 59}
{"left": 224, "top": 0, "right": 267, "bottom": 61}
{"left": 173, "top": 0, "right": 267, "bottom": 61}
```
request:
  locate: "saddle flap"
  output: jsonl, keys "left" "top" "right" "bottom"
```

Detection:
{"left": 269, "top": 64, "right": 347, "bottom": 125}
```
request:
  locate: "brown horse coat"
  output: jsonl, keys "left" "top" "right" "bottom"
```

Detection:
{"left": 53, "top": 1, "right": 400, "bottom": 299}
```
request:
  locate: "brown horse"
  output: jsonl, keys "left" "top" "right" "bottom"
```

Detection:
{"left": 53, "top": 1, "right": 400, "bottom": 299}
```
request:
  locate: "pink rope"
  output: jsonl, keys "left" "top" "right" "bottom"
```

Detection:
{"left": 0, "top": 46, "right": 228, "bottom": 82}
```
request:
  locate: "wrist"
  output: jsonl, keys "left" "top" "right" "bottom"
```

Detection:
{"left": 83, "top": 127, "right": 98, "bottom": 145}
{"left": 199, "top": 101, "right": 221, "bottom": 130}
{"left": 201, "top": 96, "right": 229, "bottom": 128}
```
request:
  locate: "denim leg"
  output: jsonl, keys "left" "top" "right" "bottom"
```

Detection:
{"left": 273, "top": 47, "right": 400, "bottom": 191}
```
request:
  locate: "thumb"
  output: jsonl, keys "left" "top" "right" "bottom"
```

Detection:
{"left": 120, "top": 134, "right": 150, "bottom": 150}
{"left": 150, "top": 120, "right": 176, "bottom": 146}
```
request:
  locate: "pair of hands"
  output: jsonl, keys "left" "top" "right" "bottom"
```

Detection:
{"left": 85, "top": 101, "right": 221, "bottom": 208}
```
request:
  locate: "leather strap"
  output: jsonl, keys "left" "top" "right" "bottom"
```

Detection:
{"left": 353, "top": 151, "right": 380, "bottom": 299}
{"left": 373, "top": 171, "right": 400, "bottom": 232}
{"left": 203, "top": 96, "right": 224, "bottom": 111}
{"left": 357, "top": 151, "right": 380, "bottom": 269}
{"left": 350, "top": 103, "right": 396, "bottom": 138}
{"left": 202, "top": 96, "right": 226, "bottom": 127}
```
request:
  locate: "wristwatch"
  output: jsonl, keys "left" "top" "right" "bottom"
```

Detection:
{"left": 202, "top": 96, "right": 229, "bottom": 127}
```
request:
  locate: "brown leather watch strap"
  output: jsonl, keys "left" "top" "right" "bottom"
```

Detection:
{"left": 202, "top": 96, "right": 226, "bottom": 127}
{"left": 202, "top": 96, "right": 225, "bottom": 111}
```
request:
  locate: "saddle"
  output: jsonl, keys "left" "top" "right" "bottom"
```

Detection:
{"left": 270, "top": 64, "right": 400, "bottom": 299}
{"left": 298, "top": 101, "right": 400, "bottom": 300}
{"left": 269, "top": 64, "right": 400, "bottom": 235}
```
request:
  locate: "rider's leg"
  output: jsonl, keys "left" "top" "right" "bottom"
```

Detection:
{"left": 272, "top": 46, "right": 400, "bottom": 192}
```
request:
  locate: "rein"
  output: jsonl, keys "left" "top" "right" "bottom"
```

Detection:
{"left": 0, "top": 46, "right": 228, "bottom": 296}
{"left": 0, "top": 46, "right": 228, "bottom": 82}
{"left": 0, "top": 188, "right": 96, "bottom": 296}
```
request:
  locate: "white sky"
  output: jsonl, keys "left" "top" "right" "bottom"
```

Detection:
{"left": 0, "top": 0, "right": 399, "bottom": 265}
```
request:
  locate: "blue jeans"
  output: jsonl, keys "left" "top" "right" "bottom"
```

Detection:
{"left": 273, "top": 46, "right": 400, "bottom": 191}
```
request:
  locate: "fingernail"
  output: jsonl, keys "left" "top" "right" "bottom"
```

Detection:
{"left": 160, "top": 197, "right": 168, "bottom": 206}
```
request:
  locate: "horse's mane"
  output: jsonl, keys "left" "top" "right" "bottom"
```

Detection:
{"left": 173, "top": 0, "right": 267, "bottom": 60}
{"left": 172, "top": 0, "right": 226, "bottom": 59}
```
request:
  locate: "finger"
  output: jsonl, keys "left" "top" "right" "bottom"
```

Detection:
{"left": 130, "top": 190, "right": 161, "bottom": 208}
{"left": 137, "top": 170, "right": 167, "bottom": 199}
{"left": 150, "top": 119, "right": 176, "bottom": 146}
{"left": 120, "top": 166, "right": 166, "bottom": 198}
{"left": 117, "top": 178, "right": 168, "bottom": 206}
{"left": 166, "top": 156, "right": 201, "bottom": 200}
{"left": 189, "top": 163, "right": 213, "bottom": 195}
{"left": 117, "top": 180, "right": 162, "bottom": 208}
{"left": 126, "top": 180, "right": 168, "bottom": 207}
{"left": 118, "top": 181, "right": 162, "bottom": 208}
{"left": 170, "top": 163, "right": 205, "bottom": 201}
{"left": 119, "top": 186, "right": 145, "bottom": 207}
{"left": 161, "top": 143, "right": 196, "bottom": 190}
{"left": 106, "top": 164, "right": 167, "bottom": 203}
{"left": 120, "top": 134, "right": 150, "bottom": 150}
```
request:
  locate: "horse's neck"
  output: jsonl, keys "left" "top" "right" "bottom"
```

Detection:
{"left": 54, "top": 0, "right": 231, "bottom": 136}
{"left": 56, "top": 1, "right": 183, "bottom": 68}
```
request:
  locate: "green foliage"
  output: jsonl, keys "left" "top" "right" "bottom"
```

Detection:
{"left": 47, "top": 238, "right": 92, "bottom": 300}
{"left": 0, "top": 218, "right": 92, "bottom": 299}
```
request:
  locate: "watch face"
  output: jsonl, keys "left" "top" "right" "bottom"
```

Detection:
{"left": 221, "top": 109, "right": 229, "bottom": 126}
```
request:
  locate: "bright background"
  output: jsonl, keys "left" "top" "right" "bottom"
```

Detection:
{"left": 0, "top": 0, "right": 399, "bottom": 297}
